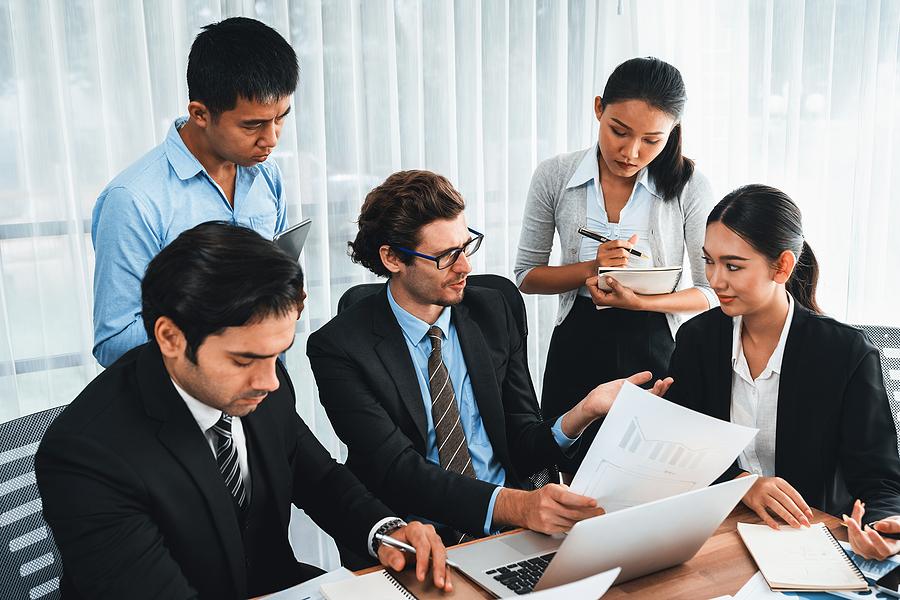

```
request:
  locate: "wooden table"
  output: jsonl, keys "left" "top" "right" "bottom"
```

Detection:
{"left": 354, "top": 505, "right": 845, "bottom": 599}
{"left": 264, "top": 505, "right": 845, "bottom": 599}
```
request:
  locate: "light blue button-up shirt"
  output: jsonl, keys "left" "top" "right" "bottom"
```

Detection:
{"left": 567, "top": 144, "right": 657, "bottom": 298}
{"left": 91, "top": 117, "right": 287, "bottom": 367}
{"left": 387, "top": 283, "right": 576, "bottom": 534}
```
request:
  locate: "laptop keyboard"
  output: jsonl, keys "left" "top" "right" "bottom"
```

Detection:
{"left": 484, "top": 552, "right": 556, "bottom": 595}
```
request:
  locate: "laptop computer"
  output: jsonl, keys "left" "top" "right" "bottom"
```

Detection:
{"left": 274, "top": 218, "right": 312, "bottom": 261}
{"left": 447, "top": 475, "right": 757, "bottom": 597}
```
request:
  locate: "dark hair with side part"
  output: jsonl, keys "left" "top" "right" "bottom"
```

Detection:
{"left": 350, "top": 170, "right": 467, "bottom": 278}
{"left": 708, "top": 184, "right": 822, "bottom": 314}
{"left": 601, "top": 56, "right": 694, "bottom": 201}
{"left": 141, "top": 221, "right": 304, "bottom": 362}
{"left": 187, "top": 16, "right": 299, "bottom": 118}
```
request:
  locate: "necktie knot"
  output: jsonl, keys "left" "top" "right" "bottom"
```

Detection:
{"left": 427, "top": 326, "right": 444, "bottom": 352}
{"left": 211, "top": 414, "right": 234, "bottom": 439}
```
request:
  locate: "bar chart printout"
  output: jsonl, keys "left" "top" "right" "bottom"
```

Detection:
{"left": 570, "top": 382, "right": 758, "bottom": 511}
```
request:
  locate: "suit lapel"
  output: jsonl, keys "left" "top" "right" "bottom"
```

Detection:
{"left": 774, "top": 305, "right": 809, "bottom": 478}
{"left": 137, "top": 345, "right": 249, "bottom": 598}
{"left": 372, "top": 286, "right": 430, "bottom": 443}
{"left": 452, "top": 302, "right": 509, "bottom": 461}
{"left": 714, "top": 310, "right": 734, "bottom": 422}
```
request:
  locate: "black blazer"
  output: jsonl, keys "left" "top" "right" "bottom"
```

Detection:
{"left": 307, "top": 285, "right": 569, "bottom": 535}
{"left": 36, "top": 342, "right": 392, "bottom": 600}
{"left": 665, "top": 305, "right": 900, "bottom": 523}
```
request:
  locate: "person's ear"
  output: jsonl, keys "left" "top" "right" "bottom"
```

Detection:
{"left": 187, "top": 101, "right": 212, "bottom": 129}
{"left": 594, "top": 96, "right": 604, "bottom": 121}
{"left": 155, "top": 316, "right": 187, "bottom": 358}
{"left": 380, "top": 245, "right": 404, "bottom": 275}
{"left": 772, "top": 250, "right": 796, "bottom": 284}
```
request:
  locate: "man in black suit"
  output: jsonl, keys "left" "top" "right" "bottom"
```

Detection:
{"left": 36, "top": 222, "right": 451, "bottom": 600}
{"left": 307, "top": 171, "right": 671, "bottom": 547}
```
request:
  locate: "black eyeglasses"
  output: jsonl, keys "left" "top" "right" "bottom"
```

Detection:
{"left": 392, "top": 228, "right": 484, "bottom": 270}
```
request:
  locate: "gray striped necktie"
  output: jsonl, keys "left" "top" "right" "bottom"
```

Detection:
{"left": 210, "top": 414, "right": 247, "bottom": 512}
{"left": 427, "top": 326, "right": 477, "bottom": 545}
{"left": 427, "top": 326, "right": 477, "bottom": 478}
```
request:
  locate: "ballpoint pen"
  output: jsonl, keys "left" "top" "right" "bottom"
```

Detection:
{"left": 375, "top": 533, "right": 462, "bottom": 569}
{"left": 578, "top": 227, "right": 650, "bottom": 260}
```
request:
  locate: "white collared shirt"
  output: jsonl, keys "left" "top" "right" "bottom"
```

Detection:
{"left": 171, "top": 378, "right": 252, "bottom": 500}
{"left": 567, "top": 144, "right": 657, "bottom": 299}
{"left": 730, "top": 295, "right": 795, "bottom": 477}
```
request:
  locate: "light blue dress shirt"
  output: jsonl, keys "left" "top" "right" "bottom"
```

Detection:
{"left": 566, "top": 144, "right": 656, "bottom": 298}
{"left": 387, "top": 283, "right": 576, "bottom": 534}
{"left": 91, "top": 117, "right": 287, "bottom": 367}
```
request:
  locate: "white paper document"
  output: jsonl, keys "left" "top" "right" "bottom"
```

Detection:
{"left": 266, "top": 567, "right": 354, "bottom": 599}
{"left": 570, "top": 382, "right": 758, "bottom": 512}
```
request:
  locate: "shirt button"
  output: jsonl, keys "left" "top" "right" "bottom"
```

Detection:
{"left": 751, "top": 389, "right": 756, "bottom": 395}
{"left": 570, "top": 249, "right": 577, "bottom": 254}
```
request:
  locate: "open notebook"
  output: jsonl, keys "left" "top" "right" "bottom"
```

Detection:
{"left": 737, "top": 522, "right": 867, "bottom": 592}
{"left": 596, "top": 266, "right": 682, "bottom": 295}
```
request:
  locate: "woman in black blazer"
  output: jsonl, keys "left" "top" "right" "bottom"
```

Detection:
{"left": 664, "top": 184, "right": 900, "bottom": 560}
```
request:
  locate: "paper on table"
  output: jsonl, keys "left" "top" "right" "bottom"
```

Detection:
{"left": 265, "top": 567, "right": 354, "bottom": 599}
{"left": 570, "top": 382, "right": 758, "bottom": 512}
{"left": 526, "top": 567, "right": 620, "bottom": 599}
{"left": 734, "top": 572, "right": 790, "bottom": 599}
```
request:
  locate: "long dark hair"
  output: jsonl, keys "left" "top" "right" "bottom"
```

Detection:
{"left": 601, "top": 57, "right": 694, "bottom": 201}
{"left": 707, "top": 185, "right": 822, "bottom": 314}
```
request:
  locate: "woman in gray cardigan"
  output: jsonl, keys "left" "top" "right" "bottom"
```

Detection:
{"left": 514, "top": 57, "right": 717, "bottom": 475}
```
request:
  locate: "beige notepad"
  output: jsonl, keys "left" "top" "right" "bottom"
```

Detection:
{"left": 737, "top": 522, "right": 867, "bottom": 592}
{"left": 320, "top": 567, "right": 483, "bottom": 600}
{"left": 596, "top": 266, "right": 682, "bottom": 295}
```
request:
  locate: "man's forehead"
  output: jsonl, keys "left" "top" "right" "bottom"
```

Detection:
{"left": 417, "top": 214, "right": 469, "bottom": 250}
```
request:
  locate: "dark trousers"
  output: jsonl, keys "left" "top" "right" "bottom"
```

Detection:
{"left": 540, "top": 296, "right": 675, "bottom": 473}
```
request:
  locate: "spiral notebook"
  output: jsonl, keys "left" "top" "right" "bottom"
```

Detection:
{"left": 319, "top": 566, "right": 483, "bottom": 600}
{"left": 596, "top": 266, "right": 682, "bottom": 295}
{"left": 737, "top": 522, "right": 867, "bottom": 592}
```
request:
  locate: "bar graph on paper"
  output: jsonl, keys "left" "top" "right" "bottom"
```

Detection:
{"left": 619, "top": 418, "right": 709, "bottom": 469}
{"left": 576, "top": 417, "right": 709, "bottom": 512}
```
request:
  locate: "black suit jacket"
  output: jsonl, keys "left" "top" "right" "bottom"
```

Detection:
{"left": 35, "top": 342, "right": 393, "bottom": 600}
{"left": 665, "top": 305, "right": 900, "bottom": 522}
{"left": 307, "top": 285, "right": 569, "bottom": 535}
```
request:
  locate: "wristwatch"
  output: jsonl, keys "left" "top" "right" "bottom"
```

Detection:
{"left": 372, "top": 518, "right": 407, "bottom": 556}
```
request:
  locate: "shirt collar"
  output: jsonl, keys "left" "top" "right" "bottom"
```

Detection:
{"left": 170, "top": 376, "right": 224, "bottom": 433}
{"left": 565, "top": 143, "right": 660, "bottom": 199}
{"left": 731, "top": 294, "right": 796, "bottom": 377}
{"left": 387, "top": 281, "right": 452, "bottom": 347}
{"left": 165, "top": 117, "right": 206, "bottom": 181}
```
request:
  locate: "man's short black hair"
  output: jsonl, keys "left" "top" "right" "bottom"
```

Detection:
{"left": 187, "top": 16, "right": 299, "bottom": 117}
{"left": 141, "top": 221, "right": 304, "bottom": 362}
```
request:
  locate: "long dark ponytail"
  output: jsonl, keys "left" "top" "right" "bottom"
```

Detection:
{"left": 707, "top": 185, "right": 822, "bottom": 314}
{"left": 601, "top": 57, "right": 694, "bottom": 201}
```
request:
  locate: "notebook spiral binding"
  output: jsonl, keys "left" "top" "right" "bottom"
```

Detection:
{"left": 382, "top": 570, "right": 418, "bottom": 600}
{"left": 825, "top": 524, "right": 867, "bottom": 584}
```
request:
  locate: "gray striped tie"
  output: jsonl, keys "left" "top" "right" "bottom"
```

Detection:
{"left": 427, "top": 326, "right": 477, "bottom": 545}
{"left": 427, "top": 327, "right": 477, "bottom": 478}
{"left": 210, "top": 414, "right": 247, "bottom": 512}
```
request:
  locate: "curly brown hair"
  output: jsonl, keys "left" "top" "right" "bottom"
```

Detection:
{"left": 350, "top": 170, "right": 466, "bottom": 278}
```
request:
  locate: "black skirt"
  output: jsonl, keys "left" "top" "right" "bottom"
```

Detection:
{"left": 540, "top": 295, "right": 675, "bottom": 473}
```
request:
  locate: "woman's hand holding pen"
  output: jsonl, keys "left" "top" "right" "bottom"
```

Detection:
{"left": 377, "top": 521, "right": 452, "bottom": 592}
{"left": 739, "top": 473, "right": 812, "bottom": 531}
{"left": 845, "top": 499, "right": 900, "bottom": 561}
{"left": 593, "top": 233, "right": 639, "bottom": 268}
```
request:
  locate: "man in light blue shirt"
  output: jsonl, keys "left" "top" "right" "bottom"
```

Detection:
{"left": 91, "top": 17, "right": 296, "bottom": 367}
{"left": 308, "top": 170, "right": 672, "bottom": 552}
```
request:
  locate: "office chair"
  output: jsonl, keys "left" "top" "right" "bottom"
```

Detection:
{"left": 0, "top": 404, "right": 66, "bottom": 600}
{"left": 856, "top": 325, "right": 900, "bottom": 454}
{"left": 336, "top": 274, "right": 558, "bottom": 489}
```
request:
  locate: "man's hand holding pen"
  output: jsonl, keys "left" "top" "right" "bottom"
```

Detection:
{"left": 377, "top": 522, "right": 453, "bottom": 592}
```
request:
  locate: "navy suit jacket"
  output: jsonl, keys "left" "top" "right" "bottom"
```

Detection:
{"left": 36, "top": 342, "right": 392, "bottom": 600}
{"left": 665, "top": 305, "right": 900, "bottom": 522}
{"left": 307, "top": 285, "right": 569, "bottom": 535}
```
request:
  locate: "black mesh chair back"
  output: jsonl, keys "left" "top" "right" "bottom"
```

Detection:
{"left": 336, "top": 275, "right": 558, "bottom": 488}
{"left": 0, "top": 405, "right": 66, "bottom": 600}
{"left": 856, "top": 325, "right": 900, "bottom": 454}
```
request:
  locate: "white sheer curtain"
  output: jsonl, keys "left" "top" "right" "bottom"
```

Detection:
{"left": 1, "top": 0, "right": 897, "bottom": 571}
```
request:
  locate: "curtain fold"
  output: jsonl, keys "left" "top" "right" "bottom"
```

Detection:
{"left": 1, "top": 0, "right": 897, "bottom": 571}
